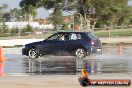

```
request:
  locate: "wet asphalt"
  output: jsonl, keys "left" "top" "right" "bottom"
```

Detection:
{"left": 2, "top": 45, "right": 132, "bottom": 76}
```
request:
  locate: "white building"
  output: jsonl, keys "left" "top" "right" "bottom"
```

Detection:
{"left": 4, "top": 22, "right": 54, "bottom": 29}
{"left": 39, "top": 24, "right": 54, "bottom": 29}
{"left": 5, "top": 22, "right": 40, "bottom": 29}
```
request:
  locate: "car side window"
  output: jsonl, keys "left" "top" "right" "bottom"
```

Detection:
{"left": 69, "top": 33, "right": 82, "bottom": 40}
{"left": 47, "top": 33, "right": 68, "bottom": 41}
{"left": 77, "top": 34, "right": 82, "bottom": 39}
{"left": 70, "top": 33, "right": 77, "bottom": 40}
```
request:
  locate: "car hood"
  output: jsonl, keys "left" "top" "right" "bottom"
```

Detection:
{"left": 25, "top": 41, "right": 44, "bottom": 48}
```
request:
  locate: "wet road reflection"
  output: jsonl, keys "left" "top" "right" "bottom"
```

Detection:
{"left": 3, "top": 45, "right": 132, "bottom": 76}
{"left": 25, "top": 56, "right": 76, "bottom": 75}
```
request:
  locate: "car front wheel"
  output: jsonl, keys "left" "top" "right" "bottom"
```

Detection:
{"left": 28, "top": 48, "right": 40, "bottom": 59}
{"left": 75, "top": 48, "right": 87, "bottom": 59}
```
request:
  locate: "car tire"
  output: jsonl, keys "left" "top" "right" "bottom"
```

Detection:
{"left": 75, "top": 48, "right": 87, "bottom": 59}
{"left": 28, "top": 48, "right": 40, "bottom": 59}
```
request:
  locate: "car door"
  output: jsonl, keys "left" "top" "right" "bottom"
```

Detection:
{"left": 41, "top": 33, "right": 67, "bottom": 55}
{"left": 66, "top": 33, "right": 83, "bottom": 54}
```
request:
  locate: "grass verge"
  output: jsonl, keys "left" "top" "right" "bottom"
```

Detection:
{"left": 94, "top": 29, "right": 132, "bottom": 37}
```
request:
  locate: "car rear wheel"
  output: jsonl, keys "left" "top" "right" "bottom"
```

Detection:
{"left": 28, "top": 48, "right": 40, "bottom": 59}
{"left": 75, "top": 48, "right": 87, "bottom": 59}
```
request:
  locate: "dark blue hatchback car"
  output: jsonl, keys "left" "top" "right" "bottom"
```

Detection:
{"left": 22, "top": 32, "right": 102, "bottom": 59}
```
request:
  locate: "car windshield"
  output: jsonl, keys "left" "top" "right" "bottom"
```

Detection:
{"left": 46, "top": 34, "right": 59, "bottom": 40}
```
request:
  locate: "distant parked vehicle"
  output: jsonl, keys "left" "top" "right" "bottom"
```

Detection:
{"left": 22, "top": 32, "right": 102, "bottom": 59}
{"left": 35, "top": 29, "right": 47, "bottom": 35}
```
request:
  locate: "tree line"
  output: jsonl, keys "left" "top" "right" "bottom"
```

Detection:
{"left": 19, "top": 0, "right": 132, "bottom": 31}
{"left": 0, "top": 0, "right": 132, "bottom": 32}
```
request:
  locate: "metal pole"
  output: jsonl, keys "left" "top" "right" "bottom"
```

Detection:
{"left": 66, "top": 11, "right": 75, "bottom": 31}
{"left": 80, "top": 16, "right": 83, "bottom": 31}
{"left": 18, "top": 29, "right": 21, "bottom": 39}
{"left": 72, "top": 9, "right": 75, "bottom": 31}
{"left": 76, "top": 13, "right": 83, "bottom": 31}
{"left": 73, "top": 15, "right": 74, "bottom": 31}
{"left": 109, "top": 27, "right": 111, "bottom": 38}
{"left": 18, "top": 16, "right": 22, "bottom": 39}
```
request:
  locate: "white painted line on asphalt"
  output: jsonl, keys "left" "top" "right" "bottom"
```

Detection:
{"left": 6, "top": 73, "right": 29, "bottom": 76}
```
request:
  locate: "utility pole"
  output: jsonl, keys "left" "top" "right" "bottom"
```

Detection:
{"left": 75, "top": 13, "right": 83, "bottom": 31}
{"left": 66, "top": 11, "right": 75, "bottom": 31}
{"left": 18, "top": 16, "right": 22, "bottom": 39}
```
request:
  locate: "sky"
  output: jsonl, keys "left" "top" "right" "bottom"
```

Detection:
{"left": 0, "top": 0, "right": 132, "bottom": 18}
{"left": 0, "top": 0, "right": 53, "bottom": 18}
{"left": 128, "top": 0, "right": 132, "bottom": 5}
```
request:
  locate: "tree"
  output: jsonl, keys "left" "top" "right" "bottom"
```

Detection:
{"left": 19, "top": 0, "right": 37, "bottom": 22}
{"left": 117, "top": 6, "right": 132, "bottom": 28}
{"left": 104, "top": 0, "right": 129, "bottom": 29}
{"left": 0, "top": 4, "right": 8, "bottom": 22}
{"left": 9, "top": 8, "right": 27, "bottom": 22}
{"left": 24, "top": 25, "right": 33, "bottom": 32}
{"left": 19, "top": 0, "right": 65, "bottom": 31}
{"left": 3, "top": 12, "right": 11, "bottom": 22}
{"left": 0, "top": 4, "right": 8, "bottom": 34}
{"left": 51, "top": 3, "right": 63, "bottom": 30}
{"left": 65, "top": 0, "right": 130, "bottom": 31}
{"left": 40, "top": 0, "right": 64, "bottom": 31}
{"left": 19, "top": 0, "right": 131, "bottom": 31}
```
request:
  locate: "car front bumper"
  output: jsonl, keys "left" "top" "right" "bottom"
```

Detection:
{"left": 22, "top": 48, "right": 29, "bottom": 56}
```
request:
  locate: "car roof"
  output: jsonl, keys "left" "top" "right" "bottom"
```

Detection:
{"left": 57, "top": 31, "right": 91, "bottom": 34}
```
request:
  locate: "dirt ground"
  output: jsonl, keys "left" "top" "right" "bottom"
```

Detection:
{"left": 0, "top": 73, "right": 131, "bottom": 88}
{"left": 101, "top": 37, "right": 132, "bottom": 44}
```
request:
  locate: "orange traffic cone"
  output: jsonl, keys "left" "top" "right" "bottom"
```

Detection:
{"left": 118, "top": 45, "right": 123, "bottom": 56}
{"left": 0, "top": 61, "right": 4, "bottom": 76}
{"left": 0, "top": 46, "right": 6, "bottom": 61}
